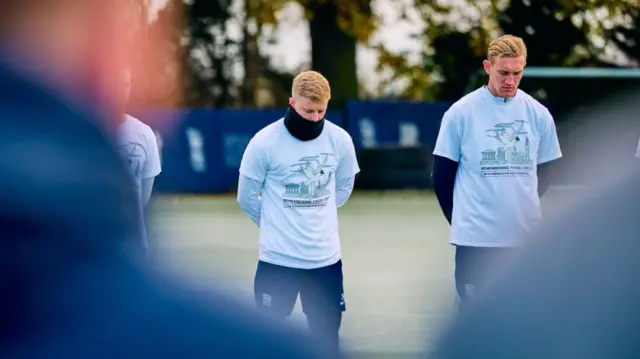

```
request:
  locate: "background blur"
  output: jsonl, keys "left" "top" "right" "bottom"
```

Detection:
{"left": 130, "top": 0, "right": 640, "bottom": 357}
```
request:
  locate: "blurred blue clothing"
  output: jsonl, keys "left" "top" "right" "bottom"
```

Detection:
{"left": 0, "top": 60, "right": 324, "bottom": 358}
{"left": 431, "top": 167, "right": 640, "bottom": 359}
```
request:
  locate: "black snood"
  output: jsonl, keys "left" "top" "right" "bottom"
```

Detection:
{"left": 283, "top": 106, "right": 324, "bottom": 141}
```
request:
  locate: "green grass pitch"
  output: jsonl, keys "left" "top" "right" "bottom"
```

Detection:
{"left": 149, "top": 189, "right": 580, "bottom": 358}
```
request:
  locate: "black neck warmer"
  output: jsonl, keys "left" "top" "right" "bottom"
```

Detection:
{"left": 283, "top": 106, "right": 324, "bottom": 141}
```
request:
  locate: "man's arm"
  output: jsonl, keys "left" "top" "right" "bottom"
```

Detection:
{"left": 335, "top": 132, "right": 360, "bottom": 207}
{"left": 238, "top": 135, "right": 268, "bottom": 224}
{"left": 432, "top": 109, "right": 461, "bottom": 224}
{"left": 537, "top": 109, "right": 563, "bottom": 198}
{"left": 335, "top": 176, "right": 355, "bottom": 207}
{"left": 141, "top": 177, "right": 155, "bottom": 205}
{"left": 537, "top": 161, "right": 560, "bottom": 198}
{"left": 237, "top": 175, "right": 263, "bottom": 226}
{"left": 432, "top": 156, "right": 458, "bottom": 224}
{"left": 142, "top": 125, "right": 162, "bottom": 205}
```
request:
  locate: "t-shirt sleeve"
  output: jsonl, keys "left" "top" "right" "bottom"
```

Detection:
{"left": 142, "top": 126, "right": 162, "bottom": 179}
{"left": 336, "top": 131, "right": 360, "bottom": 181}
{"left": 537, "top": 109, "right": 562, "bottom": 164}
{"left": 239, "top": 135, "right": 269, "bottom": 182}
{"left": 433, "top": 108, "right": 461, "bottom": 162}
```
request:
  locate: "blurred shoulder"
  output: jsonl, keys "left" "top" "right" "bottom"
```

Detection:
{"left": 122, "top": 114, "right": 157, "bottom": 142}
{"left": 124, "top": 114, "right": 153, "bottom": 131}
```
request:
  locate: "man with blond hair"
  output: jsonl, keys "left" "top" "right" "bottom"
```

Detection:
{"left": 237, "top": 70, "right": 359, "bottom": 355}
{"left": 432, "top": 34, "right": 562, "bottom": 305}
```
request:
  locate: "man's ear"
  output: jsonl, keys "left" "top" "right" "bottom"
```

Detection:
{"left": 482, "top": 59, "right": 491, "bottom": 75}
{"left": 288, "top": 97, "right": 295, "bottom": 107}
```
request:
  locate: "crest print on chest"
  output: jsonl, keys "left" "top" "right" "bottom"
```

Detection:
{"left": 281, "top": 152, "right": 336, "bottom": 209}
{"left": 480, "top": 120, "right": 534, "bottom": 177}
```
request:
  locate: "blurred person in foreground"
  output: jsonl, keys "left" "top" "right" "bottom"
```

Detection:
{"left": 113, "top": 68, "right": 162, "bottom": 253}
{"left": 431, "top": 88, "right": 640, "bottom": 359}
{"left": 237, "top": 70, "right": 360, "bottom": 356}
{"left": 432, "top": 34, "right": 562, "bottom": 305}
{"left": 0, "top": 1, "right": 322, "bottom": 358}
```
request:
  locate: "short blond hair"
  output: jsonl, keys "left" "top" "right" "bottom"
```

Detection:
{"left": 292, "top": 70, "right": 331, "bottom": 102}
{"left": 487, "top": 35, "right": 527, "bottom": 62}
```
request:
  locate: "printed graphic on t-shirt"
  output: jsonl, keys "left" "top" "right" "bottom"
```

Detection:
{"left": 283, "top": 153, "right": 335, "bottom": 209}
{"left": 118, "top": 141, "right": 146, "bottom": 181}
{"left": 480, "top": 120, "right": 533, "bottom": 177}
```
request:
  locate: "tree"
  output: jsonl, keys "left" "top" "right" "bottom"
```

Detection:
{"left": 607, "top": 5, "right": 640, "bottom": 62}
{"left": 426, "top": 30, "right": 483, "bottom": 101}
{"left": 246, "top": 0, "right": 377, "bottom": 108}
{"left": 129, "top": 0, "right": 238, "bottom": 108}
{"left": 142, "top": 0, "right": 380, "bottom": 108}
{"left": 420, "top": 0, "right": 639, "bottom": 104}
{"left": 307, "top": 1, "right": 358, "bottom": 109}
{"left": 498, "top": 0, "right": 595, "bottom": 114}
{"left": 185, "top": 0, "right": 240, "bottom": 107}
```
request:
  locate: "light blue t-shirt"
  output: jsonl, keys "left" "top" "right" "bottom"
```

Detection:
{"left": 433, "top": 86, "right": 562, "bottom": 247}
{"left": 116, "top": 115, "right": 162, "bottom": 248}
{"left": 239, "top": 119, "right": 360, "bottom": 269}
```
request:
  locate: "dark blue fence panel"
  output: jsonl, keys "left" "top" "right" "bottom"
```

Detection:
{"left": 133, "top": 100, "right": 578, "bottom": 193}
{"left": 345, "top": 100, "right": 451, "bottom": 150}
{"left": 134, "top": 108, "right": 343, "bottom": 193}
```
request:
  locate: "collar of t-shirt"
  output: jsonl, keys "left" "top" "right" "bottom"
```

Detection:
{"left": 482, "top": 85, "right": 518, "bottom": 105}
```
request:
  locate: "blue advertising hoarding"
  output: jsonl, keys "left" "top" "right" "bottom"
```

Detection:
{"left": 135, "top": 101, "right": 450, "bottom": 193}
{"left": 345, "top": 100, "right": 450, "bottom": 149}
{"left": 136, "top": 108, "right": 344, "bottom": 193}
